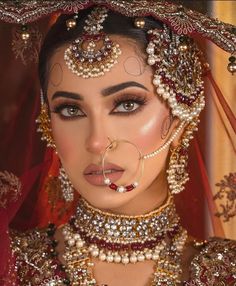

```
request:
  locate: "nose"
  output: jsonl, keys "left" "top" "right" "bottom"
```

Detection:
{"left": 85, "top": 119, "right": 110, "bottom": 155}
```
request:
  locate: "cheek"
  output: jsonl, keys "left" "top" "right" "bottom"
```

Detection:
{"left": 122, "top": 101, "right": 170, "bottom": 154}
{"left": 51, "top": 116, "right": 85, "bottom": 162}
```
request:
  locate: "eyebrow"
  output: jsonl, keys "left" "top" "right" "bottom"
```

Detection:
{"left": 52, "top": 91, "right": 83, "bottom": 101}
{"left": 51, "top": 81, "right": 149, "bottom": 101}
{"left": 101, "top": 81, "right": 149, "bottom": 96}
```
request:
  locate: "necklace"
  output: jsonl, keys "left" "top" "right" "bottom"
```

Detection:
{"left": 62, "top": 196, "right": 188, "bottom": 285}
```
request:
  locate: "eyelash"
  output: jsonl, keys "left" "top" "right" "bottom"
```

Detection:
{"left": 51, "top": 94, "right": 148, "bottom": 120}
{"left": 112, "top": 94, "right": 148, "bottom": 116}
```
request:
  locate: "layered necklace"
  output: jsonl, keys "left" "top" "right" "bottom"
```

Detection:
{"left": 62, "top": 196, "right": 188, "bottom": 285}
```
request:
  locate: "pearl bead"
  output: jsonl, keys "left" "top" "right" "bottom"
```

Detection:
{"left": 133, "top": 181, "right": 139, "bottom": 187}
{"left": 137, "top": 254, "right": 145, "bottom": 262}
{"left": 146, "top": 46, "right": 154, "bottom": 54}
{"left": 157, "top": 87, "right": 164, "bottom": 95}
{"left": 148, "top": 57, "right": 156, "bottom": 65}
{"left": 104, "top": 178, "right": 111, "bottom": 185}
{"left": 74, "top": 234, "right": 80, "bottom": 240}
{"left": 88, "top": 245, "right": 95, "bottom": 252}
{"left": 106, "top": 255, "right": 114, "bottom": 263}
{"left": 91, "top": 249, "right": 99, "bottom": 257}
{"left": 117, "top": 186, "right": 125, "bottom": 193}
{"left": 114, "top": 255, "right": 121, "bottom": 263}
{"left": 153, "top": 78, "right": 161, "bottom": 86}
{"left": 68, "top": 239, "right": 75, "bottom": 247}
{"left": 122, "top": 256, "right": 129, "bottom": 264}
{"left": 152, "top": 253, "right": 159, "bottom": 260}
{"left": 145, "top": 252, "right": 152, "bottom": 260}
{"left": 76, "top": 240, "right": 84, "bottom": 248}
{"left": 99, "top": 253, "right": 106, "bottom": 261}
{"left": 130, "top": 255, "right": 138, "bottom": 263}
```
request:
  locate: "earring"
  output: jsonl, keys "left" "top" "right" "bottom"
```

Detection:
{"left": 167, "top": 119, "right": 199, "bottom": 194}
{"left": 36, "top": 91, "right": 56, "bottom": 148}
{"left": 58, "top": 166, "right": 74, "bottom": 202}
{"left": 167, "top": 145, "right": 189, "bottom": 194}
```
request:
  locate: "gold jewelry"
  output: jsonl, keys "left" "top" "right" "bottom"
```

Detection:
{"left": 142, "top": 121, "right": 185, "bottom": 160}
{"left": 66, "top": 13, "right": 78, "bottom": 30}
{"left": 36, "top": 92, "right": 55, "bottom": 148}
{"left": 147, "top": 26, "right": 205, "bottom": 123}
{"left": 134, "top": 17, "right": 146, "bottom": 29}
{"left": 167, "top": 118, "right": 199, "bottom": 194}
{"left": 62, "top": 196, "right": 188, "bottom": 285}
{"left": 59, "top": 166, "right": 74, "bottom": 202}
{"left": 64, "top": 6, "right": 122, "bottom": 78}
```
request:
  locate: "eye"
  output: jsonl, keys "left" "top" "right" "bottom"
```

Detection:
{"left": 112, "top": 94, "right": 148, "bottom": 115}
{"left": 52, "top": 104, "right": 85, "bottom": 118}
{"left": 114, "top": 101, "right": 140, "bottom": 113}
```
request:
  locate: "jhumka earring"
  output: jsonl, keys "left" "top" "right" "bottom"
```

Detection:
{"left": 36, "top": 91, "right": 74, "bottom": 202}
{"left": 64, "top": 6, "right": 122, "bottom": 78}
{"left": 58, "top": 166, "right": 74, "bottom": 202}
{"left": 166, "top": 119, "right": 198, "bottom": 194}
{"left": 36, "top": 91, "right": 55, "bottom": 149}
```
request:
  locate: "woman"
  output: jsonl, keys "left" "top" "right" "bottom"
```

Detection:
{"left": 0, "top": 1, "right": 236, "bottom": 285}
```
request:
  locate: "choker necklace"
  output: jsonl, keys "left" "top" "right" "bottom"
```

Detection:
{"left": 62, "top": 196, "right": 188, "bottom": 285}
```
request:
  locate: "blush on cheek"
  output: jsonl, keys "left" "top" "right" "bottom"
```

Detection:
{"left": 51, "top": 121, "right": 80, "bottom": 163}
{"left": 130, "top": 108, "right": 168, "bottom": 155}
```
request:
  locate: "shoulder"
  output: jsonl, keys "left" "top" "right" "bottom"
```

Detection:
{"left": 185, "top": 237, "right": 236, "bottom": 285}
{"left": 10, "top": 225, "right": 67, "bottom": 285}
{"left": 10, "top": 225, "right": 55, "bottom": 260}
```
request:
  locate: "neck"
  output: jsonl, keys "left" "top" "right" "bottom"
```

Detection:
{"left": 63, "top": 191, "right": 187, "bottom": 269}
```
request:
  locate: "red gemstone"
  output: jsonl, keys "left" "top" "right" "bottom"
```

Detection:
{"left": 109, "top": 183, "right": 118, "bottom": 190}
{"left": 114, "top": 244, "right": 121, "bottom": 251}
{"left": 126, "top": 185, "right": 134, "bottom": 192}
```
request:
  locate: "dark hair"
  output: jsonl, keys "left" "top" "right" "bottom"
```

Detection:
{"left": 38, "top": 6, "right": 162, "bottom": 97}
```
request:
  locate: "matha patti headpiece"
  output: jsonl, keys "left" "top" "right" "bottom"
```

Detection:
{"left": 147, "top": 25, "right": 205, "bottom": 122}
{"left": 64, "top": 6, "right": 122, "bottom": 78}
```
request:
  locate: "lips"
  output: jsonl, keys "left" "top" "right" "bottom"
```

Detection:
{"left": 83, "top": 163, "right": 124, "bottom": 186}
{"left": 84, "top": 163, "right": 124, "bottom": 175}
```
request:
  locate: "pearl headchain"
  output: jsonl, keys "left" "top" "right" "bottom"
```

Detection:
{"left": 142, "top": 121, "right": 185, "bottom": 160}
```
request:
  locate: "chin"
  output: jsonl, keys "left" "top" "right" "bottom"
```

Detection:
{"left": 75, "top": 184, "right": 138, "bottom": 212}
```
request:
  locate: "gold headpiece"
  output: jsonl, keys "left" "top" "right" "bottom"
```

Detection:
{"left": 64, "top": 6, "right": 122, "bottom": 78}
{"left": 146, "top": 25, "right": 205, "bottom": 123}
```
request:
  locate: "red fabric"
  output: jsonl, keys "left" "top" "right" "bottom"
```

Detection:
{"left": 0, "top": 8, "right": 235, "bottom": 286}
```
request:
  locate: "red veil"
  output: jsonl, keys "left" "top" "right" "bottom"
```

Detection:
{"left": 0, "top": 1, "right": 235, "bottom": 284}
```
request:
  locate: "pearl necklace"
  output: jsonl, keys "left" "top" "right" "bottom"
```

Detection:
{"left": 62, "top": 196, "right": 188, "bottom": 285}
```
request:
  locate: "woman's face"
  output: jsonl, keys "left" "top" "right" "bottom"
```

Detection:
{"left": 47, "top": 36, "right": 177, "bottom": 214}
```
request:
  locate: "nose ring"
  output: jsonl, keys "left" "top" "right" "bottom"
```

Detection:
{"left": 107, "top": 137, "right": 118, "bottom": 150}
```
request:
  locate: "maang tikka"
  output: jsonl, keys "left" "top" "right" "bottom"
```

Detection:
{"left": 64, "top": 6, "right": 122, "bottom": 78}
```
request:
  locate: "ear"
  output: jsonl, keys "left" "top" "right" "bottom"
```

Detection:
{"left": 170, "top": 118, "right": 186, "bottom": 149}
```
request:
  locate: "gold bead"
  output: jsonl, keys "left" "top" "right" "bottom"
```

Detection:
{"left": 227, "top": 62, "right": 236, "bottom": 75}
{"left": 21, "top": 31, "right": 30, "bottom": 41}
{"left": 66, "top": 18, "right": 77, "bottom": 29}
{"left": 134, "top": 18, "right": 146, "bottom": 29}
{"left": 178, "top": 43, "right": 188, "bottom": 52}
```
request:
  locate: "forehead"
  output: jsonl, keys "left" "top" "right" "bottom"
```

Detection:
{"left": 47, "top": 36, "right": 154, "bottom": 98}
